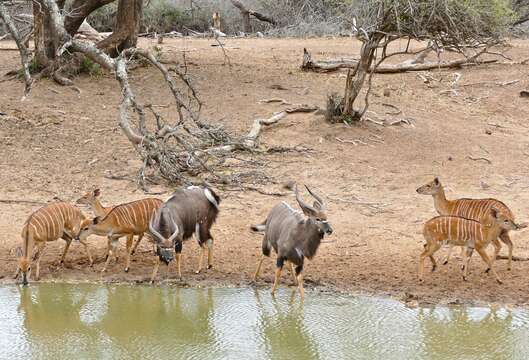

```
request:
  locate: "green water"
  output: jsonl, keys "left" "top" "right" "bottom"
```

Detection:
{"left": 0, "top": 284, "right": 528, "bottom": 359}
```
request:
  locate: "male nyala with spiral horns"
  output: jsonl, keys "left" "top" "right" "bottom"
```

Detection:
{"left": 251, "top": 184, "right": 333, "bottom": 299}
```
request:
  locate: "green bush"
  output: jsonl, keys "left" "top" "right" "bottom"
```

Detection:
{"left": 78, "top": 57, "right": 102, "bottom": 76}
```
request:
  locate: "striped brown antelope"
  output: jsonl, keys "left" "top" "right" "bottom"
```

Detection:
{"left": 76, "top": 188, "right": 113, "bottom": 217}
{"left": 419, "top": 208, "right": 519, "bottom": 284}
{"left": 416, "top": 177, "right": 516, "bottom": 270}
{"left": 14, "top": 202, "right": 93, "bottom": 285}
{"left": 78, "top": 198, "right": 162, "bottom": 273}
{"left": 76, "top": 189, "right": 148, "bottom": 258}
{"left": 251, "top": 185, "right": 333, "bottom": 299}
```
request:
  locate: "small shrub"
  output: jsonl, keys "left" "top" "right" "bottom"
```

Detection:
{"left": 18, "top": 58, "right": 42, "bottom": 78}
{"left": 79, "top": 57, "right": 102, "bottom": 76}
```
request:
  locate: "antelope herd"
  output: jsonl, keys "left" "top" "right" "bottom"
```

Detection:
{"left": 12, "top": 178, "right": 525, "bottom": 298}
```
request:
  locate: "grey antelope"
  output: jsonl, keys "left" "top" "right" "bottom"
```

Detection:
{"left": 78, "top": 198, "right": 163, "bottom": 272}
{"left": 251, "top": 185, "right": 333, "bottom": 299}
{"left": 419, "top": 208, "right": 519, "bottom": 284}
{"left": 14, "top": 202, "right": 92, "bottom": 285}
{"left": 417, "top": 177, "right": 516, "bottom": 270}
{"left": 148, "top": 185, "right": 220, "bottom": 282}
{"left": 76, "top": 188, "right": 144, "bottom": 257}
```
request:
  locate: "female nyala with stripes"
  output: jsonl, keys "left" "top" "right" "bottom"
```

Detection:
{"left": 78, "top": 197, "right": 162, "bottom": 273}
{"left": 417, "top": 177, "right": 517, "bottom": 270}
{"left": 419, "top": 207, "right": 519, "bottom": 284}
{"left": 14, "top": 202, "right": 92, "bottom": 285}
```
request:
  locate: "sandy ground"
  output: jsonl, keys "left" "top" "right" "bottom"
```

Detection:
{"left": 1, "top": 37, "right": 529, "bottom": 307}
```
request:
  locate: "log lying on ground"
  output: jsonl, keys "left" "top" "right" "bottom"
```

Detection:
{"left": 208, "top": 104, "right": 318, "bottom": 153}
{"left": 301, "top": 48, "right": 498, "bottom": 73}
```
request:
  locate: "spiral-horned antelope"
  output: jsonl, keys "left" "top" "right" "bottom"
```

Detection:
{"left": 419, "top": 208, "right": 519, "bottom": 284}
{"left": 148, "top": 185, "right": 221, "bottom": 282}
{"left": 251, "top": 185, "right": 333, "bottom": 299}
{"left": 416, "top": 178, "right": 516, "bottom": 270}
{"left": 78, "top": 198, "right": 162, "bottom": 272}
{"left": 14, "top": 202, "right": 92, "bottom": 285}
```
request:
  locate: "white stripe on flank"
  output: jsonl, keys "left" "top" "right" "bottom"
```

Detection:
{"left": 448, "top": 217, "right": 452, "bottom": 241}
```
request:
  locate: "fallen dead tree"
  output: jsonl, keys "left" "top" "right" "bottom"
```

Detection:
{"left": 230, "top": 0, "right": 276, "bottom": 33}
{"left": 301, "top": 48, "right": 498, "bottom": 74}
{"left": 2, "top": 0, "right": 315, "bottom": 190}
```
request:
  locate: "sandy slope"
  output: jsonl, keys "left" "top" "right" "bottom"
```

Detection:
{"left": 1, "top": 37, "right": 529, "bottom": 306}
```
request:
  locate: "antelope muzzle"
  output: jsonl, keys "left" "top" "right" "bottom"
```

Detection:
{"left": 323, "top": 221, "right": 333, "bottom": 235}
{"left": 157, "top": 245, "right": 174, "bottom": 265}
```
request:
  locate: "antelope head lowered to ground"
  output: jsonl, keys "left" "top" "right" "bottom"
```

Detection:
{"left": 251, "top": 185, "right": 333, "bottom": 299}
{"left": 14, "top": 202, "right": 93, "bottom": 285}
{"left": 148, "top": 185, "right": 221, "bottom": 283}
{"left": 78, "top": 198, "right": 163, "bottom": 273}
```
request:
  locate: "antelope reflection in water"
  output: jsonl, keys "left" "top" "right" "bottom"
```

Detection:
{"left": 253, "top": 289, "right": 320, "bottom": 359}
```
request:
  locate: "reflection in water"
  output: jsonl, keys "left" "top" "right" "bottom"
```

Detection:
{"left": 1, "top": 284, "right": 529, "bottom": 360}
{"left": 419, "top": 306, "right": 529, "bottom": 359}
{"left": 255, "top": 289, "right": 319, "bottom": 359}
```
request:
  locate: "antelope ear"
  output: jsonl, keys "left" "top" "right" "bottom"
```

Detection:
{"left": 299, "top": 205, "right": 317, "bottom": 218}
{"left": 490, "top": 207, "right": 499, "bottom": 219}
{"left": 93, "top": 188, "right": 101, "bottom": 197}
{"left": 434, "top": 177, "right": 440, "bottom": 185}
{"left": 15, "top": 247, "right": 22, "bottom": 258}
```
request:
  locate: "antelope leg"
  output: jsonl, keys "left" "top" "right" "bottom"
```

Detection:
{"left": 59, "top": 238, "right": 72, "bottom": 265}
{"left": 271, "top": 258, "right": 284, "bottom": 295}
{"left": 150, "top": 257, "right": 161, "bottom": 283}
{"left": 34, "top": 242, "right": 46, "bottom": 281}
{"left": 206, "top": 238, "right": 213, "bottom": 270}
{"left": 196, "top": 245, "right": 207, "bottom": 274}
{"left": 124, "top": 235, "right": 133, "bottom": 273}
{"left": 296, "top": 266, "right": 304, "bottom": 300}
{"left": 254, "top": 255, "right": 265, "bottom": 281}
{"left": 288, "top": 262, "right": 298, "bottom": 285}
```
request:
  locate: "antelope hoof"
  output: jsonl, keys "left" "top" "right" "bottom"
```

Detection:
{"left": 463, "top": 276, "right": 467, "bottom": 282}
{"left": 507, "top": 266, "right": 512, "bottom": 271}
{"left": 207, "top": 265, "right": 213, "bottom": 270}
{"left": 485, "top": 268, "right": 490, "bottom": 274}
{"left": 101, "top": 268, "right": 107, "bottom": 273}
{"left": 431, "top": 264, "right": 436, "bottom": 272}
{"left": 496, "top": 278, "right": 503, "bottom": 284}
{"left": 124, "top": 267, "right": 129, "bottom": 273}
{"left": 150, "top": 280, "right": 155, "bottom": 285}
{"left": 195, "top": 269, "right": 201, "bottom": 274}
{"left": 443, "top": 260, "right": 448, "bottom": 265}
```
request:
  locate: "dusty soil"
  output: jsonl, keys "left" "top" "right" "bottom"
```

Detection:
{"left": 1, "top": 37, "right": 529, "bottom": 307}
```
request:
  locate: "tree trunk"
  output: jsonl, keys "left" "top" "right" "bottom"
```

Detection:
{"left": 33, "top": 0, "right": 60, "bottom": 68}
{"left": 242, "top": 11, "right": 252, "bottom": 33}
{"left": 64, "top": 0, "right": 116, "bottom": 36}
{"left": 230, "top": 0, "right": 252, "bottom": 33}
{"left": 342, "top": 37, "right": 381, "bottom": 120}
{"left": 97, "top": 0, "right": 143, "bottom": 57}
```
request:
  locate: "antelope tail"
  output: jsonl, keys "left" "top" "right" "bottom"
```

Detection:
{"left": 250, "top": 221, "right": 266, "bottom": 232}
